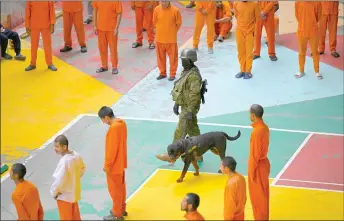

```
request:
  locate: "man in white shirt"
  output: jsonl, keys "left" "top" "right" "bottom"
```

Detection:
{"left": 50, "top": 134, "right": 86, "bottom": 220}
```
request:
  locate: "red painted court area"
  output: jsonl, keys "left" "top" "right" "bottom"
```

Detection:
{"left": 275, "top": 134, "right": 344, "bottom": 192}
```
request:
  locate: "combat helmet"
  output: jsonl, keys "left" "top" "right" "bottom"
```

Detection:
{"left": 180, "top": 48, "right": 197, "bottom": 62}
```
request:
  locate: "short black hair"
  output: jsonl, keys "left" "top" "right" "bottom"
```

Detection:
{"left": 98, "top": 106, "right": 115, "bottom": 118}
{"left": 12, "top": 163, "right": 26, "bottom": 179}
{"left": 222, "top": 156, "right": 237, "bottom": 172}
{"left": 54, "top": 134, "right": 69, "bottom": 147}
{"left": 250, "top": 104, "right": 264, "bottom": 118}
{"left": 186, "top": 193, "right": 200, "bottom": 209}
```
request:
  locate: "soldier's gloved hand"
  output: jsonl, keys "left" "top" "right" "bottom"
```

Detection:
{"left": 186, "top": 112, "right": 193, "bottom": 120}
{"left": 173, "top": 103, "right": 179, "bottom": 115}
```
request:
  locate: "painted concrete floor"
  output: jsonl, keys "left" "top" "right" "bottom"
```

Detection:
{"left": 1, "top": 2, "right": 343, "bottom": 220}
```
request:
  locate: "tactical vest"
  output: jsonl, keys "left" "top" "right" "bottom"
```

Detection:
{"left": 171, "top": 67, "right": 202, "bottom": 105}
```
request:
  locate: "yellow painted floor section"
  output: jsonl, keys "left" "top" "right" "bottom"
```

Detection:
{"left": 126, "top": 169, "right": 344, "bottom": 220}
{"left": 1, "top": 48, "right": 122, "bottom": 176}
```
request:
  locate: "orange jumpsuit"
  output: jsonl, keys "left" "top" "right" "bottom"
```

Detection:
{"left": 319, "top": 1, "right": 339, "bottom": 53}
{"left": 105, "top": 118, "right": 128, "bottom": 218}
{"left": 25, "top": 1, "right": 55, "bottom": 66}
{"left": 92, "top": 2, "right": 122, "bottom": 69}
{"left": 153, "top": 4, "right": 182, "bottom": 78}
{"left": 62, "top": 1, "right": 86, "bottom": 48}
{"left": 295, "top": 2, "right": 322, "bottom": 73}
{"left": 215, "top": 2, "right": 233, "bottom": 38}
{"left": 132, "top": 1, "right": 155, "bottom": 45}
{"left": 253, "top": 1, "right": 278, "bottom": 57}
{"left": 184, "top": 211, "right": 205, "bottom": 220}
{"left": 224, "top": 173, "right": 247, "bottom": 221}
{"left": 234, "top": 2, "right": 260, "bottom": 73}
{"left": 193, "top": 2, "right": 216, "bottom": 49}
{"left": 12, "top": 180, "right": 44, "bottom": 220}
{"left": 248, "top": 119, "right": 270, "bottom": 221}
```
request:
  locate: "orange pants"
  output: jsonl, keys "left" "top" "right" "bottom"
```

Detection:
{"left": 233, "top": 213, "right": 244, "bottom": 220}
{"left": 236, "top": 30, "right": 254, "bottom": 73}
{"left": 106, "top": 172, "right": 126, "bottom": 218}
{"left": 297, "top": 35, "right": 320, "bottom": 73}
{"left": 193, "top": 10, "right": 216, "bottom": 48}
{"left": 266, "top": 16, "right": 279, "bottom": 43}
{"left": 254, "top": 14, "right": 276, "bottom": 56}
{"left": 63, "top": 10, "right": 86, "bottom": 47}
{"left": 248, "top": 159, "right": 270, "bottom": 221}
{"left": 215, "top": 22, "right": 232, "bottom": 38}
{"left": 30, "top": 28, "right": 53, "bottom": 66}
{"left": 319, "top": 14, "right": 338, "bottom": 53}
{"left": 97, "top": 30, "right": 118, "bottom": 69}
{"left": 57, "top": 200, "right": 81, "bottom": 220}
{"left": 135, "top": 7, "right": 154, "bottom": 44}
{"left": 156, "top": 42, "right": 178, "bottom": 77}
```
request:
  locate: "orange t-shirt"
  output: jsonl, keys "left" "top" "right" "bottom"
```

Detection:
{"left": 234, "top": 1, "right": 260, "bottom": 34}
{"left": 92, "top": 1, "right": 122, "bottom": 31}
{"left": 104, "top": 119, "right": 128, "bottom": 174}
{"left": 62, "top": 1, "right": 83, "bottom": 12}
{"left": 258, "top": 1, "right": 278, "bottom": 16}
{"left": 25, "top": 1, "right": 56, "bottom": 29}
{"left": 224, "top": 173, "right": 247, "bottom": 220}
{"left": 184, "top": 211, "right": 205, "bottom": 220}
{"left": 321, "top": 1, "right": 339, "bottom": 15}
{"left": 12, "top": 180, "right": 44, "bottom": 220}
{"left": 295, "top": 1, "right": 322, "bottom": 37}
{"left": 153, "top": 4, "right": 182, "bottom": 44}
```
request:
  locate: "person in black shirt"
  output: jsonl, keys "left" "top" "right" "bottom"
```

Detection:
{"left": 0, "top": 24, "right": 26, "bottom": 60}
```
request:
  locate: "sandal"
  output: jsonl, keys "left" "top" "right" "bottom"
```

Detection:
{"left": 132, "top": 42, "right": 142, "bottom": 48}
{"left": 295, "top": 72, "right": 305, "bottom": 78}
{"left": 331, "top": 52, "right": 340, "bottom": 58}
{"left": 149, "top": 43, "right": 155, "bottom": 50}
{"left": 243, "top": 73, "right": 253, "bottom": 79}
{"left": 96, "top": 67, "right": 108, "bottom": 73}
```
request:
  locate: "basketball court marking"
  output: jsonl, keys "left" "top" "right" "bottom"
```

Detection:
{"left": 3, "top": 114, "right": 343, "bottom": 184}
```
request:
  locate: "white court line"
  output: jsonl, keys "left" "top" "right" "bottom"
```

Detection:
{"left": 278, "top": 178, "right": 344, "bottom": 186}
{"left": 273, "top": 184, "right": 343, "bottom": 193}
{"left": 126, "top": 169, "right": 159, "bottom": 203}
{"left": 271, "top": 133, "right": 314, "bottom": 186}
{"left": 1, "top": 114, "right": 85, "bottom": 183}
{"left": 82, "top": 114, "right": 344, "bottom": 137}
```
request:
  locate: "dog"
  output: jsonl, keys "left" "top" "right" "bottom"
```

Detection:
{"left": 167, "top": 130, "right": 241, "bottom": 183}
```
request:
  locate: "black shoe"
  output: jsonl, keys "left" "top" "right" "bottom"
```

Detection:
{"left": 253, "top": 55, "right": 260, "bottom": 60}
{"left": 48, "top": 65, "right": 57, "bottom": 71}
{"left": 186, "top": 2, "right": 195, "bottom": 8}
{"left": 110, "top": 210, "right": 128, "bottom": 217}
{"left": 2, "top": 53, "right": 12, "bottom": 60}
{"left": 14, "top": 54, "right": 26, "bottom": 60}
{"left": 84, "top": 18, "right": 92, "bottom": 24}
{"left": 156, "top": 75, "right": 166, "bottom": 80}
{"left": 168, "top": 77, "right": 175, "bottom": 81}
{"left": 81, "top": 46, "right": 87, "bottom": 53}
{"left": 60, "top": 46, "right": 72, "bottom": 52}
{"left": 25, "top": 65, "right": 36, "bottom": 71}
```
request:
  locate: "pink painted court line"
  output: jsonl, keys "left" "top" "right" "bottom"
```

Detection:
{"left": 275, "top": 134, "right": 344, "bottom": 192}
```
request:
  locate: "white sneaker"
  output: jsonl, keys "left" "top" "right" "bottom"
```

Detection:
{"left": 208, "top": 48, "right": 213, "bottom": 54}
{"left": 315, "top": 72, "right": 323, "bottom": 80}
{"left": 294, "top": 72, "right": 305, "bottom": 78}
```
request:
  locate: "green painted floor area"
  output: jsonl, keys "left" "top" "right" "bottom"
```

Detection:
{"left": 43, "top": 119, "right": 308, "bottom": 220}
{"left": 201, "top": 95, "right": 344, "bottom": 134}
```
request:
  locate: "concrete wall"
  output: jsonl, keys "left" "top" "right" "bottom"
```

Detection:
{"left": 0, "top": 1, "right": 26, "bottom": 29}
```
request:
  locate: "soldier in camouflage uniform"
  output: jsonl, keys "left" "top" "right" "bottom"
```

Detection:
{"left": 156, "top": 48, "right": 204, "bottom": 163}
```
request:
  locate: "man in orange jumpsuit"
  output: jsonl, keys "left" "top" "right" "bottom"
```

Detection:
{"left": 295, "top": 2, "right": 323, "bottom": 80}
{"left": 25, "top": 1, "right": 57, "bottom": 72}
{"left": 248, "top": 104, "right": 270, "bottom": 220}
{"left": 11, "top": 163, "right": 44, "bottom": 220}
{"left": 214, "top": 1, "right": 233, "bottom": 42}
{"left": 98, "top": 106, "right": 128, "bottom": 221}
{"left": 193, "top": 2, "right": 216, "bottom": 54}
{"left": 253, "top": 1, "right": 278, "bottom": 61}
{"left": 220, "top": 156, "right": 246, "bottom": 220}
{"left": 131, "top": 1, "right": 155, "bottom": 49}
{"left": 234, "top": 1, "right": 260, "bottom": 79}
{"left": 60, "top": 1, "right": 87, "bottom": 53}
{"left": 319, "top": 1, "right": 340, "bottom": 58}
{"left": 92, "top": 1, "right": 122, "bottom": 75}
{"left": 153, "top": 1, "right": 182, "bottom": 81}
{"left": 181, "top": 193, "right": 205, "bottom": 220}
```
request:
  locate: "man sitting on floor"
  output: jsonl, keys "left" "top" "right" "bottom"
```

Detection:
{"left": 0, "top": 24, "right": 26, "bottom": 60}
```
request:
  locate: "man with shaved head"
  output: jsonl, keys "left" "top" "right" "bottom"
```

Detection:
{"left": 10, "top": 163, "right": 44, "bottom": 220}
{"left": 181, "top": 193, "right": 204, "bottom": 220}
{"left": 248, "top": 104, "right": 270, "bottom": 220}
{"left": 51, "top": 134, "right": 86, "bottom": 220}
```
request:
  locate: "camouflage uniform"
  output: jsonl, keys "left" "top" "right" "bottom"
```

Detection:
{"left": 172, "top": 66, "right": 202, "bottom": 142}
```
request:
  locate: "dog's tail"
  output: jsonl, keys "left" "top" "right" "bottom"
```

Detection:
{"left": 222, "top": 130, "right": 241, "bottom": 141}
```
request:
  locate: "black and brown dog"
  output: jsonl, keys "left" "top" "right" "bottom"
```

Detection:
{"left": 167, "top": 131, "right": 241, "bottom": 183}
